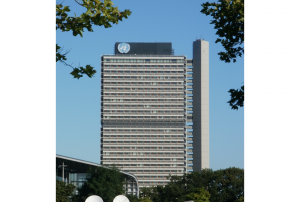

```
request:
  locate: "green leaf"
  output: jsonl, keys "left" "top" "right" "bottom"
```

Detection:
{"left": 200, "top": 0, "right": 244, "bottom": 63}
{"left": 56, "top": 0, "right": 131, "bottom": 79}
{"left": 227, "top": 85, "right": 244, "bottom": 110}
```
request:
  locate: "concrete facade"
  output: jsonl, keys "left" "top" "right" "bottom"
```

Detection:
{"left": 192, "top": 40, "right": 209, "bottom": 171}
{"left": 100, "top": 41, "right": 209, "bottom": 187}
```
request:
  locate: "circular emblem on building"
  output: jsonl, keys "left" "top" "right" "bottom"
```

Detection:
{"left": 118, "top": 43, "right": 130, "bottom": 53}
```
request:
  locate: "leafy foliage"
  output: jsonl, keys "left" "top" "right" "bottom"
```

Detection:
{"left": 139, "top": 198, "right": 154, "bottom": 202}
{"left": 73, "top": 166, "right": 126, "bottom": 202}
{"left": 201, "top": 0, "right": 244, "bottom": 109}
{"left": 227, "top": 85, "right": 244, "bottom": 110}
{"left": 126, "top": 194, "right": 139, "bottom": 202}
{"left": 56, "top": 0, "right": 131, "bottom": 79}
{"left": 140, "top": 186, "right": 152, "bottom": 198}
{"left": 201, "top": 0, "right": 244, "bottom": 63}
{"left": 141, "top": 167, "right": 244, "bottom": 202}
{"left": 56, "top": 180, "right": 76, "bottom": 202}
{"left": 56, "top": 44, "right": 97, "bottom": 79}
{"left": 186, "top": 187, "right": 211, "bottom": 202}
{"left": 237, "top": 195, "right": 244, "bottom": 202}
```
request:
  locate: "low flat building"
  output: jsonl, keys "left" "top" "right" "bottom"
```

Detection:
{"left": 56, "top": 154, "right": 139, "bottom": 197}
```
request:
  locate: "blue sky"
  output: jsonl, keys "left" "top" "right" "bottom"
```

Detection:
{"left": 56, "top": 0, "right": 244, "bottom": 170}
{"left": 3, "top": 0, "right": 300, "bottom": 200}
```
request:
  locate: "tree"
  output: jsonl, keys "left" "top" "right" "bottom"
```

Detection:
{"left": 212, "top": 167, "right": 244, "bottom": 202}
{"left": 139, "top": 198, "right": 153, "bottom": 202}
{"left": 148, "top": 185, "right": 169, "bottom": 202}
{"left": 201, "top": 0, "right": 244, "bottom": 110}
{"left": 73, "top": 166, "right": 126, "bottom": 202}
{"left": 186, "top": 187, "right": 211, "bottom": 202}
{"left": 237, "top": 196, "right": 244, "bottom": 202}
{"left": 144, "top": 168, "right": 244, "bottom": 202}
{"left": 140, "top": 186, "right": 152, "bottom": 198}
{"left": 56, "top": 180, "right": 76, "bottom": 202}
{"left": 126, "top": 194, "right": 139, "bottom": 202}
{"left": 56, "top": 0, "right": 131, "bottom": 79}
{"left": 164, "top": 175, "right": 187, "bottom": 201}
{"left": 227, "top": 85, "right": 244, "bottom": 110}
{"left": 185, "top": 168, "right": 244, "bottom": 202}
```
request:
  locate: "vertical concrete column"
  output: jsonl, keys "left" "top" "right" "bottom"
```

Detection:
{"left": 192, "top": 40, "right": 209, "bottom": 171}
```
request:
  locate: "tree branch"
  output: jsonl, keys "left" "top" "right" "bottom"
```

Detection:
{"left": 74, "top": 0, "right": 84, "bottom": 6}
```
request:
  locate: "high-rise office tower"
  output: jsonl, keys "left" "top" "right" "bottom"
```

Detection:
{"left": 101, "top": 41, "right": 209, "bottom": 187}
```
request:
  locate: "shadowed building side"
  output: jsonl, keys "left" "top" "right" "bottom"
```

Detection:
{"left": 192, "top": 40, "right": 209, "bottom": 171}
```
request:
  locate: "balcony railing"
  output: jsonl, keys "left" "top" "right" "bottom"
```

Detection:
{"left": 103, "top": 148, "right": 184, "bottom": 151}
{"left": 103, "top": 95, "right": 185, "bottom": 98}
{"left": 104, "top": 137, "right": 185, "bottom": 140}
{"left": 105, "top": 165, "right": 185, "bottom": 168}
{"left": 103, "top": 82, "right": 185, "bottom": 85}
{"left": 104, "top": 160, "right": 185, "bottom": 163}
{"left": 102, "top": 107, "right": 185, "bottom": 110}
{"left": 103, "top": 137, "right": 185, "bottom": 140}
{"left": 102, "top": 131, "right": 184, "bottom": 134}
{"left": 102, "top": 60, "right": 185, "bottom": 64}
{"left": 103, "top": 72, "right": 185, "bottom": 75}
{"left": 122, "top": 170, "right": 184, "bottom": 174}
{"left": 103, "top": 118, "right": 185, "bottom": 121}
{"left": 136, "top": 178, "right": 169, "bottom": 181}
{"left": 103, "top": 79, "right": 185, "bottom": 83}
{"left": 103, "top": 101, "right": 185, "bottom": 104}
{"left": 103, "top": 66, "right": 185, "bottom": 70}
{"left": 103, "top": 112, "right": 185, "bottom": 115}
{"left": 103, "top": 142, "right": 184, "bottom": 145}
{"left": 102, "top": 154, "right": 185, "bottom": 157}
{"left": 102, "top": 89, "right": 185, "bottom": 92}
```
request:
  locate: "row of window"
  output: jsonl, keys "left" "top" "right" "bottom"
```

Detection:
{"left": 104, "top": 116, "right": 184, "bottom": 119}
{"left": 103, "top": 104, "right": 184, "bottom": 108}
{"left": 104, "top": 93, "right": 184, "bottom": 97}
{"left": 104, "top": 76, "right": 184, "bottom": 80}
{"left": 104, "top": 87, "right": 184, "bottom": 91}
{"left": 139, "top": 181, "right": 169, "bottom": 185}
{"left": 103, "top": 99, "right": 184, "bottom": 102}
{"left": 122, "top": 170, "right": 183, "bottom": 173}
{"left": 104, "top": 70, "right": 184, "bottom": 74}
{"left": 102, "top": 122, "right": 186, "bottom": 127}
{"left": 104, "top": 141, "right": 183, "bottom": 144}
{"left": 104, "top": 152, "right": 183, "bottom": 156}
{"left": 103, "top": 110, "right": 184, "bottom": 114}
{"left": 138, "top": 176, "right": 168, "bottom": 179}
{"left": 104, "top": 147, "right": 184, "bottom": 150}
{"left": 106, "top": 164, "right": 184, "bottom": 167}
{"left": 103, "top": 129, "right": 183, "bottom": 133}
{"left": 104, "top": 158, "right": 183, "bottom": 161}
{"left": 103, "top": 65, "right": 184, "bottom": 69}
{"left": 103, "top": 82, "right": 184, "bottom": 85}
{"left": 103, "top": 59, "right": 184, "bottom": 63}
{"left": 103, "top": 135, "right": 184, "bottom": 138}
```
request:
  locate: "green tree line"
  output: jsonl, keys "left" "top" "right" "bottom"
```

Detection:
{"left": 57, "top": 167, "right": 243, "bottom": 202}
{"left": 138, "top": 167, "right": 244, "bottom": 202}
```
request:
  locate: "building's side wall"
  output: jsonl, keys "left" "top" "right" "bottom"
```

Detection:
{"left": 192, "top": 40, "right": 209, "bottom": 171}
